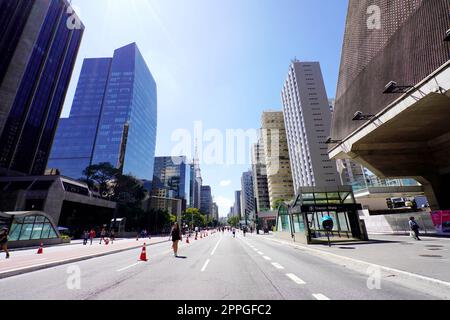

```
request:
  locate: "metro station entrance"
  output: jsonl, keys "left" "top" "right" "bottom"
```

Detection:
{"left": 276, "top": 186, "right": 366, "bottom": 245}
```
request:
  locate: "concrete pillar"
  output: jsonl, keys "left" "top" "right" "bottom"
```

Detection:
{"left": 419, "top": 174, "right": 450, "bottom": 211}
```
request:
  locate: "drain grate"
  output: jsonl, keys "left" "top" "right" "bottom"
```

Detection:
{"left": 427, "top": 248, "right": 443, "bottom": 251}
{"left": 339, "top": 247, "right": 356, "bottom": 250}
{"left": 419, "top": 254, "right": 443, "bottom": 258}
{"left": 426, "top": 245, "right": 444, "bottom": 248}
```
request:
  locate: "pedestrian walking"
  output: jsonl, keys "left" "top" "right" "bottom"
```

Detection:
{"left": 171, "top": 223, "right": 182, "bottom": 257}
{"left": 110, "top": 229, "right": 115, "bottom": 244}
{"left": 409, "top": 217, "right": 421, "bottom": 241}
{"left": 82, "top": 230, "right": 89, "bottom": 245}
{"left": 89, "top": 228, "right": 96, "bottom": 245}
{"left": 99, "top": 227, "right": 106, "bottom": 244}
{"left": 243, "top": 226, "right": 247, "bottom": 237}
{"left": 232, "top": 227, "right": 236, "bottom": 238}
{"left": 0, "top": 227, "right": 10, "bottom": 259}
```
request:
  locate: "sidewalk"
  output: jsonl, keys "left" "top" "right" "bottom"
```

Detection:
{"left": 252, "top": 233, "right": 450, "bottom": 283}
{"left": 0, "top": 237, "right": 169, "bottom": 279}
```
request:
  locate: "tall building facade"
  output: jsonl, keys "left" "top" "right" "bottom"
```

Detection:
{"left": 329, "top": 0, "right": 450, "bottom": 210}
{"left": 233, "top": 190, "right": 242, "bottom": 219}
{"left": 189, "top": 155, "right": 202, "bottom": 210}
{"left": 0, "top": 0, "right": 84, "bottom": 175}
{"left": 241, "top": 170, "right": 255, "bottom": 223}
{"left": 151, "top": 156, "right": 191, "bottom": 211}
{"left": 48, "top": 43, "right": 157, "bottom": 180}
{"left": 200, "top": 185, "right": 212, "bottom": 216}
{"left": 211, "top": 202, "right": 219, "bottom": 222}
{"left": 261, "top": 111, "right": 295, "bottom": 208}
{"left": 281, "top": 61, "right": 340, "bottom": 193}
{"left": 251, "top": 140, "right": 270, "bottom": 212}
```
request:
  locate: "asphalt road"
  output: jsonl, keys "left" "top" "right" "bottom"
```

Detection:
{"left": 0, "top": 231, "right": 439, "bottom": 300}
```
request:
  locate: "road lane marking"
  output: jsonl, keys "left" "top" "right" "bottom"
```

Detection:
{"left": 286, "top": 273, "right": 306, "bottom": 285}
{"left": 257, "top": 251, "right": 264, "bottom": 255}
{"left": 313, "top": 294, "right": 331, "bottom": 300}
{"left": 272, "top": 262, "right": 285, "bottom": 270}
{"left": 263, "top": 256, "right": 272, "bottom": 261}
{"left": 117, "top": 262, "right": 140, "bottom": 272}
{"left": 211, "top": 237, "right": 223, "bottom": 256}
{"left": 201, "top": 259, "right": 210, "bottom": 272}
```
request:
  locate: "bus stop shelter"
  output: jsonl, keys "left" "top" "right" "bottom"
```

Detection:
{"left": 276, "top": 186, "right": 367, "bottom": 245}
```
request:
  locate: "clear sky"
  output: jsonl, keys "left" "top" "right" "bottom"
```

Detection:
{"left": 65, "top": 0, "right": 349, "bottom": 217}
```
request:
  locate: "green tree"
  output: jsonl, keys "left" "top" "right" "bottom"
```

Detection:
{"left": 82, "top": 162, "right": 120, "bottom": 197}
{"left": 228, "top": 216, "right": 240, "bottom": 227}
{"left": 182, "top": 208, "right": 207, "bottom": 228}
{"left": 272, "top": 198, "right": 286, "bottom": 211}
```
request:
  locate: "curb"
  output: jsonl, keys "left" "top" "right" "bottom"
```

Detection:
{"left": 255, "top": 235, "right": 450, "bottom": 295}
{"left": 0, "top": 240, "right": 169, "bottom": 280}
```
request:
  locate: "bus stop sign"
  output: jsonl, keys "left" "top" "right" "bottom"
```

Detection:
{"left": 321, "top": 216, "right": 334, "bottom": 231}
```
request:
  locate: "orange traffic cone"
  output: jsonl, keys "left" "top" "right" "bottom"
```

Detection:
{"left": 139, "top": 243, "right": 148, "bottom": 262}
{"left": 37, "top": 243, "right": 43, "bottom": 254}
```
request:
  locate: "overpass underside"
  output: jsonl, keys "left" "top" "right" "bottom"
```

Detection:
{"left": 330, "top": 62, "right": 450, "bottom": 210}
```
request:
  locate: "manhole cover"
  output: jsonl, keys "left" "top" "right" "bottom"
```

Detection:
{"left": 419, "top": 255, "right": 443, "bottom": 258}
{"left": 426, "top": 245, "right": 444, "bottom": 248}
{"left": 427, "top": 248, "right": 443, "bottom": 251}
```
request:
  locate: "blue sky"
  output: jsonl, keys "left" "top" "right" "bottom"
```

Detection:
{"left": 65, "top": 0, "right": 349, "bottom": 217}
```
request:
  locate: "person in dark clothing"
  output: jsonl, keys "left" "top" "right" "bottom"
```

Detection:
{"left": 0, "top": 227, "right": 10, "bottom": 259}
{"left": 82, "top": 230, "right": 89, "bottom": 245}
{"left": 110, "top": 229, "right": 115, "bottom": 244}
{"left": 409, "top": 217, "right": 421, "bottom": 241}
{"left": 171, "top": 223, "right": 182, "bottom": 257}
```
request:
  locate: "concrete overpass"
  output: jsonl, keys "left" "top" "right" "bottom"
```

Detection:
{"left": 330, "top": 61, "right": 450, "bottom": 210}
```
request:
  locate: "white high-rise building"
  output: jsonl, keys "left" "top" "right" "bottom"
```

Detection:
{"left": 281, "top": 60, "right": 340, "bottom": 193}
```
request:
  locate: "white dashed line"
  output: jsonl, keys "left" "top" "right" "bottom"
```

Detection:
{"left": 117, "top": 262, "right": 140, "bottom": 272}
{"left": 257, "top": 251, "right": 264, "bottom": 255}
{"left": 313, "top": 294, "right": 331, "bottom": 300}
{"left": 286, "top": 273, "right": 306, "bottom": 285}
{"left": 201, "top": 259, "right": 210, "bottom": 272}
{"left": 211, "top": 237, "right": 223, "bottom": 256}
{"left": 263, "top": 256, "right": 272, "bottom": 261}
{"left": 271, "top": 262, "right": 285, "bottom": 270}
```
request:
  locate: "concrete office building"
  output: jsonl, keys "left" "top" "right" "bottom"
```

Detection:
{"left": 211, "top": 202, "right": 219, "bottom": 222}
{"left": 261, "top": 111, "right": 295, "bottom": 208}
{"left": 48, "top": 43, "right": 157, "bottom": 181}
{"left": 252, "top": 140, "right": 270, "bottom": 212}
{"left": 0, "top": 0, "right": 84, "bottom": 176}
{"left": 241, "top": 170, "right": 255, "bottom": 223}
{"left": 281, "top": 61, "right": 340, "bottom": 193}
{"left": 329, "top": 0, "right": 450, "bottom": 210}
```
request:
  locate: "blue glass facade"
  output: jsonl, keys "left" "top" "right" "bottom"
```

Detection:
{"left": 48, "top": 58, "right": 112, "bottom": 179}
{"left": 0, "top": 0, "right": 84, "bottom": 175}
{"left": 48, "top": 43, "right": 157, "bottom": 181}
{"left": 152, "top": 157, "right": 191, "bottom": 210}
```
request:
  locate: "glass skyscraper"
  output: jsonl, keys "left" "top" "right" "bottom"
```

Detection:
{"left": 0, "top": 0, "right": 84, "bottom": 175}
{"left": 152, "top": 156, "right": 191, "bottom": 211}
{"left": 48, "top": 43, "right": 157, "bottom": 180}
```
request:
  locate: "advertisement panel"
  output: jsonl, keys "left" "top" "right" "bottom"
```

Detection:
{"left": 430, "top": 211, "right": 450, "bottom": 234}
